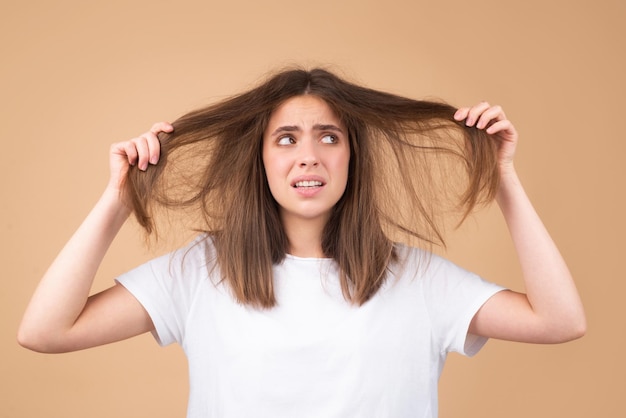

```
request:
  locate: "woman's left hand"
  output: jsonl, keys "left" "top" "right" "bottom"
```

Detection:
{"left": 454, "top": 102, "right": 518, "bottom": 174}
{"left": 456, "top": 103, "right": 586, "bottom": 345}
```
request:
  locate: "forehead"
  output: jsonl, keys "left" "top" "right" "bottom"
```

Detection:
{"left": 267, "top": 95, "right": 343, "bottom": 128}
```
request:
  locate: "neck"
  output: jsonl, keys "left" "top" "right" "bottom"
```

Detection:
{"left": 281, "top": 214, "right": 328, "bottom": 258}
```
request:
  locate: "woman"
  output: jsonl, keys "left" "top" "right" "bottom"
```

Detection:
{"left": 18, "top": 68, "right": 585, "bottom": 417}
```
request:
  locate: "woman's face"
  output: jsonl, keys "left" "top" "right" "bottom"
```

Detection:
{"left": 262, "top": 95, "right": 350, "bottom": 228}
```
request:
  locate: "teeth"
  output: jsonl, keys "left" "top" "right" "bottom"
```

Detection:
{"left": 295, "top": 180, "right": 323, "bottom": 188}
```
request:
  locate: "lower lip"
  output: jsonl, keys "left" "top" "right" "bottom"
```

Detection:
{"left": 293, "top": 185, "right": 324, "bottom": 197}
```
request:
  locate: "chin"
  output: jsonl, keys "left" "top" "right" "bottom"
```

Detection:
{"left": 281, "top": 206, "right": 334, "bottom": 223}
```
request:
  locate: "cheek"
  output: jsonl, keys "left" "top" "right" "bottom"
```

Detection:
{"left": 262, "top": 152, "right": 287, "bottom": 190}
{"left": 262, "top": 144, "right": 275, "bottom": 177}
{"left": 334, "top": 149, "right": 351, "bottom": 181}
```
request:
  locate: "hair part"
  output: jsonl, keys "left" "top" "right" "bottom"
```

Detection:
{"left": 125, "top": 67, "right": 499, "bottom": 308}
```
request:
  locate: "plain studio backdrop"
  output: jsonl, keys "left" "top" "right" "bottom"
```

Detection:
{"left": 2, "top": 1, "right": 623, "bottom": 417}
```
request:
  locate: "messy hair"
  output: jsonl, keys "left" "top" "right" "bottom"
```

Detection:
{"left": 125, "top": 67, "right": 499, "bottom": 308}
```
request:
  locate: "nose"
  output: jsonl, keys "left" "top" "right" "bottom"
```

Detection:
{"left": 298, "top": 139, "right": 319, "bottom": 167}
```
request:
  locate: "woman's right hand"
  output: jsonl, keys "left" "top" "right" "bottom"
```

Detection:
{"left": 18, "top": 122, "right": 174, "bottom": 353}
{"left": 108, "top": 122, "right": 173, "bottom": 193}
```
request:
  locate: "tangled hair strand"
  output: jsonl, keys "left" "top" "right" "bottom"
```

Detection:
{"left": 125, "top": 67, "right": 500, "bottom": 308}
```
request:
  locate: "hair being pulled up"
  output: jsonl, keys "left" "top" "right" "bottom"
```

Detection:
{"left": 125, "top": 67, "right": 500, "bottom": 308}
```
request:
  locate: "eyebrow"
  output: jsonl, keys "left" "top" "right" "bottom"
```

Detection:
{"left": 270, "top": 124, "right": 345, "bottom": 136}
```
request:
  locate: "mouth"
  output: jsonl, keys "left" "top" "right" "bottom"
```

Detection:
{"left": 293, "top": 180, "right": 324, "bottom": 188}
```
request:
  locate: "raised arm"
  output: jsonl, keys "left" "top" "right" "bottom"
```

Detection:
{"left": 18, "top": 122, "right": 173, "bottom": 353}
{"left": 454, "top": 103, "right": 586, "bottom": 344}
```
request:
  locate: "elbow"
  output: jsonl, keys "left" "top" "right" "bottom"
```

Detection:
{"left": 565, "top": 306, "right": 587, "bottom": 341}
{"left": 17, "top": 329, "right": 41, "bottom": 352}
{"left": 566, "top": 316, "right": 587, "bottom": 341}
{"left": 549, "top": 312, "right": 587, "bottom": 343}
{"left": 17, "top": 326, "right": 47, "bottom": 353}
{"left": 17, "top": 324, "right": 65, "bottom": 354}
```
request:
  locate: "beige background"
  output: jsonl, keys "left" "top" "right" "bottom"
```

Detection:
{"left": 2, "top": 0, "right": 624, "bottom": 417}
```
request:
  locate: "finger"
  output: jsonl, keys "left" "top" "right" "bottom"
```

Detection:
{"left": 485, "top": 119, "right": 516, "bottom": 136}
{"left": 132, "top": 135, "right": 152, "bottom": 171}
{"left": 476, "top": 105, "right": 506, "bottom": 129}
{"left": 117, "top": 141, "right": 139, "bottom": 167}
{"left": 148, "top": 122, "right": 172, "bottom": 165}
{"left": 454, "top": 107, "right": 470, "bottom": 121}
{"left": 143, "top": 131, "right": 162, "bottom": 165}
{"left": 465, "top": 101, "right": 491, "bottom": 127}
{"left": 463, "top": 102, "right": 490, "bottom": 126}
{"left": 150, "top": 121, "right": 174, "bottom": 134}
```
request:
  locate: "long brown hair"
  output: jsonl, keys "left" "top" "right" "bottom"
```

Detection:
{"left": 125, "top": 67, "right": 499, "bottom": 308}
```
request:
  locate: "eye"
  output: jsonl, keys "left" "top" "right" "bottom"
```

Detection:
{"left": 321, "top": 134, "right": 338, "bottom": 144}
{"left": 277, "top": 136, "right": 296, "bottom": 145}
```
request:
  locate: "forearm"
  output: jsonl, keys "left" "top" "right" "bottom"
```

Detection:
{"left": 496, "top": 166, "right": 586, "bottom": 339}
{"left": 18, "top": 187, "right": 131, "bottom": 349}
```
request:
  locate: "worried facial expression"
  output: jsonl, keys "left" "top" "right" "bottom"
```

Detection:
{"left": 262, "top": 95, "right": 350, "bottom": 227}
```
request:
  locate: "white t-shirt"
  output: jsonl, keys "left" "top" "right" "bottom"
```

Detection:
{"left": 117, "top": 235, "right": 504, "bottom": 418}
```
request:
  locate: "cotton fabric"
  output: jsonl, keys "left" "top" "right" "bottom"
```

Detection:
{"left": 117, "top": 235, "right": 504, "bottom": 418}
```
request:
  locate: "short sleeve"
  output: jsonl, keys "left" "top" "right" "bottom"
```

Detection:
{"left": 420, "top": 254, "right": 505, "bottom": 357}
{"left": 115, "top": 236, "right": 210, "bottom": 346}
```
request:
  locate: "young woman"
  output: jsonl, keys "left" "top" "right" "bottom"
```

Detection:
{"left": 18, "top": 68, "right": 585, "bottom": 417}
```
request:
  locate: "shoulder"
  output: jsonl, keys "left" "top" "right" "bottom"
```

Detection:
{"left": 154, "top": 233, "right": 215, "bottom": 267}
{"left": 172, "top": 233, "right": 216, "bottom": 265}
{"left": 390, "top": 242, "right": 456, "bottom": 279}
{"left": 118, "top": 233, "right": 216, "bottom": 287}
{"left": 388, "top": 242, "right": 499, "bottom": 297}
